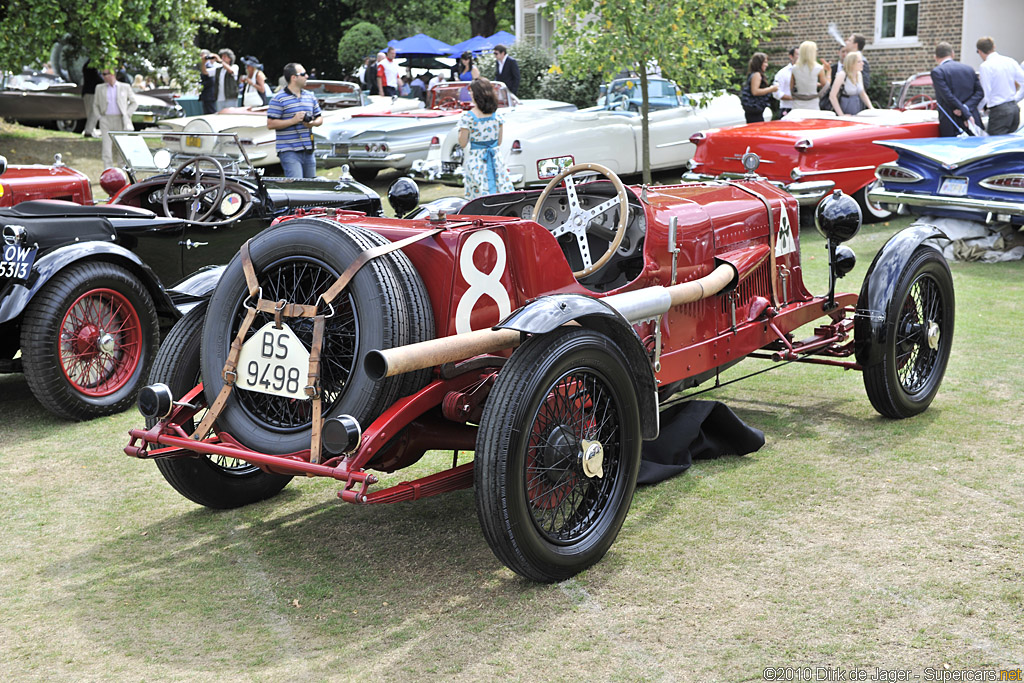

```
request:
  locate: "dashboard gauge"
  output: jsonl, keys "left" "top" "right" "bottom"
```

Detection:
{"left": 543, "top": 207, "right": 558, "bottom": 223}
{"left": 520, "top": 205, "right": 533, "bottom": 220}
{"left": 220, "top": 192, "right": 243, "bottom": 216}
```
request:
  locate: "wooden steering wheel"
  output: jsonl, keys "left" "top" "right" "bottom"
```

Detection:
{"left": 532, "top": 162, "right": 630, "bottom": 279}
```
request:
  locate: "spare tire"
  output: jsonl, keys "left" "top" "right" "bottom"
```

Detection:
{"left": 201, "top": 217, "right": 432, "bottom": 454}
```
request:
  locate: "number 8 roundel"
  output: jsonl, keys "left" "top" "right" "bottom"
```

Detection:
{"left": 454, "top": 230, "right": 512, "bottom": 334}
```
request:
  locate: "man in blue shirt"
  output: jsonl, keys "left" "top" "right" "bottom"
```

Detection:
{"left": 267, "top": 63, "right": 323, "bottom": 178}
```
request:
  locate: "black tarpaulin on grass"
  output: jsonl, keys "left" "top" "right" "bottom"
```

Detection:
{"left": 638, "top": 401, "right": 765, "bottom": 485}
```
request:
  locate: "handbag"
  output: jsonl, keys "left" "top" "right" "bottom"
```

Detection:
{"left": 740, "top": 73, "right": 771, "bottom": 113}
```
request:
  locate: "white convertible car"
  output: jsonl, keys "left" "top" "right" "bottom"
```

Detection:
{"left": 413, "top": 77, "right": 752, "bottom": 187}
{"left": 157, "top": 81, "right": 419, "bottom": 167}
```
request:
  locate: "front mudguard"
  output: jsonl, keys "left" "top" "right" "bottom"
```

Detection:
{"left": 854, "top": 224, "right": 947, "bottom": 368}
{"left": 496, "top": 294, "right": 659, "bottom": 440}
{"left": 0, "top": 241, "right": 177, "bottom": 325}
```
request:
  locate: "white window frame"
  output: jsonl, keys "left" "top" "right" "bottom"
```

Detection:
{"left": 872, "top": 0, "right": 923, "bottom": 48}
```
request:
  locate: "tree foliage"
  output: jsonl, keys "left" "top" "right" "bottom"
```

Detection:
{"left": 199, "top": 0, "right": 509, "bottom": 83}
{"left": 0, "top": 0, "right": 234, "bottom": 87}
{"left": 476, "top": 42, "right": 553, "bottom": 100}
{"left": 546, "top": 0, "right": 788, "bottom": 183}
{"left": 337, "top": 22, "right": 387, "bottom": 75}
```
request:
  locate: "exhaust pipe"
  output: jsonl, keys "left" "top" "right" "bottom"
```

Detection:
{"left": 365, "top": 263, "right": 736, "bottom": 380}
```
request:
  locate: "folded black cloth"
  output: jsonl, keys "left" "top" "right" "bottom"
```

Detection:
{"left": 638, "top": 400, "right": 765, "bottom": 485}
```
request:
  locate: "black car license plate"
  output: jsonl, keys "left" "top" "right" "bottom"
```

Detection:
{"left": 1, "top": 243, "right": 36, "bottom": 280}
{"left": 442, "top": 161, "right": 459, "bottom": 174}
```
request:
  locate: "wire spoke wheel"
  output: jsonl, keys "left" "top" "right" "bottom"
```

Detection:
{"left": 862, "top": 247, "right": 954, "bottom": 418}
{"left": 475, "top": 328, "right": 641, "bottom": 582}
{"left": 526, "top": 371, "right": 622, "bottom": 544}
{"left": 231, "top": 256, "right": 357, "bottom": 432}
{"left": 21, "top": 262, "right": 158, "bottom": 420}
{"left": 150, "top": 305, "right": 292, "bottom": 508}
{"left": 58, "top": 288, "right": 143, "bottom": 396}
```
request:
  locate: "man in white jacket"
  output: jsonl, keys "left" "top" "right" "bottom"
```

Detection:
{"left": 93, "top": 69, "right": 138, "bottom": 168}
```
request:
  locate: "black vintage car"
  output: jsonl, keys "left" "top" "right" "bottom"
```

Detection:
{"left": 0, "top": 131, "right": 398, "bottom": 420}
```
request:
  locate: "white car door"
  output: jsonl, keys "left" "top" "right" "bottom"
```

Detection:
{"left": 645, "top": 97, "right": 710, "bottom": 170}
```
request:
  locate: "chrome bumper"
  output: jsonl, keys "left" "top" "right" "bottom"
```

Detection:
{"left": 868, "top": 188, "right": 1024, "bottom": 219}
{"left": 682, "top": 172, "right": 834, "bottom": 206}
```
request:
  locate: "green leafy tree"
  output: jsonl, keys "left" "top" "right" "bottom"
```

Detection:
{"left": 0, "top": 0, "right": 234, "bottom": 87}
{"left": 476, "top": 42, "right": 552, "bottom": 100}
{"left": 337, "top": 22, "right": 387, "bottom": 76}
{"left": 546, "top": 0, "right": 788, "bottom": 183}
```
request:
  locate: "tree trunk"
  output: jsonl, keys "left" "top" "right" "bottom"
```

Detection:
{"left": 639, "top": 69, "right": 651, "bottom": 185}
{"left": 469, "top": 0, "right": 498, "bottom": 37}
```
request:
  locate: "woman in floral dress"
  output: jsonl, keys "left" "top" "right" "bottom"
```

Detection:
{"left": 458, "top": 78, "right": 514, "bottom": 199}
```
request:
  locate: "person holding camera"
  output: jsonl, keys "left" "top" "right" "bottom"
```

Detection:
{"left": 266, "top": 63, "right": 323, "bottom": 178}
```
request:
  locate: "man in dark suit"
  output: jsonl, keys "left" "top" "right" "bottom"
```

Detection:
{"left": 932, "top": 42, "right": 984, "bottom": 137}
{"left": 493, "top": 45, "right": 520, "bottom": 96}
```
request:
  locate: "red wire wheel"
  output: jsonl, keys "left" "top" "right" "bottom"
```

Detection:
{"left": 21, "top": 261, "right": 159, "bottom": 420}
{"left": 57, "top": 287, "right": 144, "bottom": 396}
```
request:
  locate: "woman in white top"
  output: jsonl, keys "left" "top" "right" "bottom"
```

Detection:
{"left": 790, "top": 41, "right": 831, "bottom": 110}
{"left": 829, "top": 51, "right": 873, "bottom": 115}
{"left": 240, "top": 57, "right": 268, "bottom": 107}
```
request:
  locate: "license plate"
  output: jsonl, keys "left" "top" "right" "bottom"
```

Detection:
{"left": 141, "top": 114, "right": 155, "bottom": 123}
{"left": 185, "top": 135, "right": 202, "bottom": 148}
{"left": 939, "top": 176, "right": 968, "bottom": 196}
{"left": 333, "top": 144, "right": 348, "bottom": 156}
{"left": 0, "top": 243, "right": 36, "bottom": 280}
{"left": 236, "top": 322, "right": 311, "bottom": 400}
{"left": 442, "top": 161, "right": 459, "bottom": 174}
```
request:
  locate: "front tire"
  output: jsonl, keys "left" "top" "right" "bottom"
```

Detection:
{"left": 863, "top": 248, "right": 954, "bottom": 418}
{"left": 149, "top": 305, "right": 293, "bottom": 509}
{"left": 21, "top": 262, "right": 159, "bottom": 420}
{"left": 475, "top": 328, "right": 642, "bottom": 582}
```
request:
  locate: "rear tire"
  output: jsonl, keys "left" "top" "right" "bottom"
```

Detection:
{"left": 21, "top": 262, "right": 159, "bottom": 420}
{"left": 56, "top": 118, "right": 85, "bottom": 134}
{"left": 863, "top": 248, "right": 954, "bottom": 418}
{"left": 475, "top": 328, "right": 642, "bottom": 582}
{"left": 855, "top": 180, "right": 892, "bottom": 223}
{"left": 149, "top": 304, "right": 293, "bottom": 509}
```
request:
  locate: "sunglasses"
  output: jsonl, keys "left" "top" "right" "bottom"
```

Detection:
{"left": 297, "top": 71, "right": 308, "bottom": 77}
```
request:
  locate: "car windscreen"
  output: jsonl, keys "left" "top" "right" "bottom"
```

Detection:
{"left": 110, "top": 131, "right": 255, "bottom": 179}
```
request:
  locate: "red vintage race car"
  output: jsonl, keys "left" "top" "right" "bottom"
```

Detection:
{"left": 686, "top": 74, "right": 940, "bottom": 222}
{"left": 0, "top": 154, "right": 93, "bottom": 207}
{"left": 125, "top": 158, "right": 955, "bottom": 582}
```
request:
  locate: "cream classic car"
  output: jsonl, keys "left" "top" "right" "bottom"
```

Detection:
{"left": 157, "top": 81, "right": 419, "bottom": 167}
{"left": 413, "top": 77, "right": 751, "bottom": 187}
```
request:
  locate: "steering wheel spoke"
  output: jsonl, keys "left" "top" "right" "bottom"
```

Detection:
{"left": 532, "top": 162, "right": 630, "bottom": 279}
{"left": 575, "top": 233, "right": 594, "bottom": 270}
{"left": 582, "top": 196, "right": 620, "bottom": 222}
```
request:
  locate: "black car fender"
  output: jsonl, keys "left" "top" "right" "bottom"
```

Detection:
{"left": 495, "top": 293, "right": 659, "bottom": 440}
{"left": 166, "top": 265, "right": 225, "bottom": 306}
{"left": 0, "top": 241, "right": 178, "bottom": 325}
{"left": 854, "top": 224, "right": 947, "bottom": 368}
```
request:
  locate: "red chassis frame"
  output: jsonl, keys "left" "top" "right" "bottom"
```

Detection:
{"left": 125, "top": 180, "right": 863, "bottom": 504}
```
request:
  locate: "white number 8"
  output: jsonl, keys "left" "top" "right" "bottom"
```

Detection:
{"left": 454, "top": 230, "right": 512, "bottom": 334}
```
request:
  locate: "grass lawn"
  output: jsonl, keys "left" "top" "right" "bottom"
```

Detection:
{"left": 1, "top": 121, "right": 1023, "bottom": 678}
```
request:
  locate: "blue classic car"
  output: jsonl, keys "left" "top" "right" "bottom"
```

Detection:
{"left": 869, "top": 130, "right": 1024, "bottom": 226}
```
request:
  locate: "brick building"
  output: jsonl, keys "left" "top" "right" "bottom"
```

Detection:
{"left": 516, "top": 0, "right": 1024, "bottom": 89}
{"left": 764, "top": 0, "right": 1024, "bottom": 84}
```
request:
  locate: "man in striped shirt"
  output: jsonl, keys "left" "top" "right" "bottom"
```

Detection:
{"left": 267, "top": 63, "right": 323, "bottom": 178}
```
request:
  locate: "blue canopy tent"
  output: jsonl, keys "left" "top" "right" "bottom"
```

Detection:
{"left": 447, "top": 35, "right": 495, "bottom": 57}
{"left": 487, "top": 31, "right": 516, "bottom": 46}
{"left": 388, "top": 33, "right": 454, "bottom": 58}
